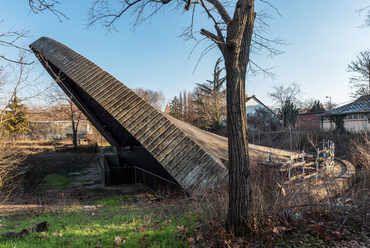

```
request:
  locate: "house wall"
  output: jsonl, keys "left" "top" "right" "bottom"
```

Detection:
{"left": 323, "top": 120, "right": 336, "bottom": 132}
{"left": 246, "top": 98, "right": 261, "bottom": 116}
{"left": 323, "top": 114, "right": 370, "bottom": 133}
{"left": 297, "top": 113, "right": 322, "bottom": 131}
{"left": 343, "top": 119, "right": 368, "bottom": 133}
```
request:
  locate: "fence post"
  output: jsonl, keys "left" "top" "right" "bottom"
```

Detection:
{"left": 317, "top": 147, "right": 320, "bottom": 163}
{"left": 288, "top": 152, "right": 292, "bottom": 181}
{"left": 302, "top": 151, "right": 305, "bottom": 174}
{"left": 323, "top": 140, "right": 326, "bottom": 158}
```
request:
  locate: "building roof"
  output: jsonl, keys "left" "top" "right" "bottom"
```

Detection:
{"left": 323, "top": 95, "right": 370, "bottom": 116}
{"left": 245, "top": 95, "right": 279, "bottom": 118}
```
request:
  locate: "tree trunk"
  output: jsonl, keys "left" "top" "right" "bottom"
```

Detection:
{"left": 225, "top": 61, "right": 252, "bottom": 236}
{"left": 224, "top": 0, "right": 255, "bottom": 236}
{"left": 71, "top": 118, "right": 78, "bottom": 148}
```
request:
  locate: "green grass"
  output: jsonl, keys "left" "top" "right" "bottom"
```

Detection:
{"left": 77, "top": 179, "right": 93, "bottom": 183}
{"left": 90, "top": 195, "right": 138, "bottom": 206}
{"left": 43, "top": 174, "right": 73, "bottom": 190}
{"left": 0, "top": 195, "right": 196, "bottom": 247}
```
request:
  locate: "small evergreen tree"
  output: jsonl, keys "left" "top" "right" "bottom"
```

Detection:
{"left": 308, "top": 100, "right": 325, "bottom": 113}
{"left": 1, "top": 96, "right": 29, "bottom": 136}
{"left": 278, "top": 101, "right": 300, "bottom": 127}
{"left": 169, "top": 96, "right": 181, "bottom": 119}
{"left": 194, "top": 57, "right": 226, "bottom": 134}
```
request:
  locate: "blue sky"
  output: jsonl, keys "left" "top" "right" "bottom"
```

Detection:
{"left": 1, "top": 1, "right": 370, "bottom": 109}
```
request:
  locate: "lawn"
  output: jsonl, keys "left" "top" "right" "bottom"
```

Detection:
{"left": 0, "top": 195, "right": 198, "bottom": 248}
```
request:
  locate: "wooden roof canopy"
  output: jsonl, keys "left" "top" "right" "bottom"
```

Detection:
{"left": 29, "top": 37, "right": 228, "bottom": 190}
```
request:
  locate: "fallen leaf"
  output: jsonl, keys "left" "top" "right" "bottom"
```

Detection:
{"left": 177, "top": 225, "right": 185, "bottom": 232}
{"left": 59, "top": 232, "right": 63, "bottom": 237}
{"left": 138, "top": 237, "right": 146, "bottom": 244}
{"left": 114, "top": 236, "right": 126, "bottom": 244}
{"left": 194, "top": 225, "right": 200, "bottom": 230}
{"left": 95, "top": 245, "right": 102, "bottom": 248}
{"left": 196, "top": 234, "right": 203, "bottom": 241}
{"left": 272, "top": 226, "right": 290, "bottom": 236}
{"left": 140, "top": 227, "right": 145, "bottom": 232}
{"left": 218, "top": 227, "right": 227, "bottom": 235}
{"left": 187, "top": 237, "right": 194, "bottom": 243}
{"left": 41, "top": 236, "right": 48, "bottom": 241}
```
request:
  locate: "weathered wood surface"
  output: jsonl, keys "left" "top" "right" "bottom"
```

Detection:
{"left": 30, "top": 37, "right": 229, "bottom": 191}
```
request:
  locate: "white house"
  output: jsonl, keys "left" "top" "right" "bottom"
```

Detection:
{"left": 245, "top": 95, "right": 279, "bottom": 130}
{"left": 322, "top": 95, "right": 370, "bottom": 133}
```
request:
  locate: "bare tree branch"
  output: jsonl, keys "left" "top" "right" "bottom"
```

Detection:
{"left": 205, "top": 0, "right": 231, "bottom": 24}
{"left": 28, "top": 0, "right": 69, "bottom": 22}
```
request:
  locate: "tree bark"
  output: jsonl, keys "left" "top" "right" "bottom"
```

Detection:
{"left": 224, "top": 0, "right": 255, "bottom": 236}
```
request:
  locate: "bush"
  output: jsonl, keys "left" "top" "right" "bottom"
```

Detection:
{"left": 0, "top": 136, "right": 27, "bottom": 202}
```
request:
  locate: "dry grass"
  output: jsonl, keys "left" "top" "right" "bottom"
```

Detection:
{"left": 0, "top": 136, "right": 27, "bottom": 203}
{"left": 189, "top": 145, "right": 370, "bottom": 247}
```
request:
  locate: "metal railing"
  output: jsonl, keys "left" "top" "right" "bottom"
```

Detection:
{"left": 97, "top": 151, "right": 179, "bottom": 190}
{"left": 259, "top": 140, "right": 336, "bottom": 183}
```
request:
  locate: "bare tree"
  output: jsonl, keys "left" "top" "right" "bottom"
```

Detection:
{"left": 133, "top": 88, "right": 165, "bottom": 111}
{"left": 348, "top": 50, "right": 370, "bottom": 98}
{"left": 0, "top": 52, "right": 44, "bottom": 130}
{"left": 1, "top": 1, "right": 67, "bottom": 65}
{"left": 0, "top": 137, "right": 26, "bottom": 203}
{"left": 267, "top": 82, "right": 302, "bottom": 110}
{"left": 88, "top": 0, "right": 284, "bottom": 235}
{"left": 0, "top": 21, "right": 32, "bottom": 65}
{"left": 356, "top": 5, "right": 370, "bottom": 28}
{"left": 46, "top": 84, "right": 86, "bottom": 148}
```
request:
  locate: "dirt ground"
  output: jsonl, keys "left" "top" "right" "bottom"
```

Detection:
{"left": 0, "top": 161, "right": 148, "bottom": 216}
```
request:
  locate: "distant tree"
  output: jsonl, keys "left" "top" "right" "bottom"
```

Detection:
{"left": 133, "top": 88, "right": 165, "bottom": 111}
{"left": 347, "top": 50, "right": 370, "bottom": 98}
{"left": 308, "top": 100, "right": 325, "bottom": 113}
{"left": 268, "top": 83, "right": 302, "bottom": 109}
{"left": 169, "top": 96, "right": 181, "bottom": 119}
{"left": 323, "top": 101, "right": 338, "bottom": 111}
{"left": 47, "top": 85, "right": 85, "bottom": 148}
{"left": 1, "top": 95, "right": 29, "bottom": 136}
{"left": 194, "top": 58, "right": 226, "bottom": 135}
{"left": 169, "top": 90, "right": 198, "bottom": 125}
{"left": 278, "top": 101, "right": 300, "bottom": 128}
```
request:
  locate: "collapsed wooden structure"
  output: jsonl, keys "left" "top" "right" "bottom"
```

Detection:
{"left": 30, "top": 37, "right": 228, "bottom": 191}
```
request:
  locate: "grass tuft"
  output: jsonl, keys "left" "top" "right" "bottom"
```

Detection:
{"left": 43, "top": 174, "right": 73, "bottom": 190}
